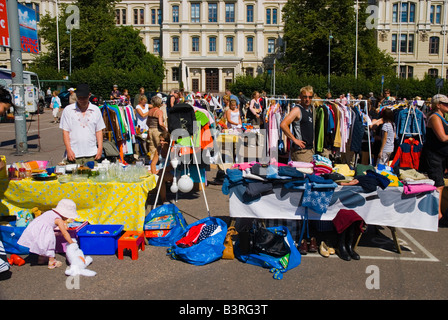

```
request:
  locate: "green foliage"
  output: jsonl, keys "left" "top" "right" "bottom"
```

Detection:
{"left": 28, "top": 0, "right": 164, "bottom": 96}
{"left": 230, "top": 71, "right": 448, "bottom": 101}
{"left": 282, "top": 0, "right": 395, "bottom": 78}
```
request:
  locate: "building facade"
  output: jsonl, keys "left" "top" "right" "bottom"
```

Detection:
{"left": 0, "top": 0, "right": 287, "bottom": 93}
{"left": 374, "top": 0, "right": 448, "bottom": 80}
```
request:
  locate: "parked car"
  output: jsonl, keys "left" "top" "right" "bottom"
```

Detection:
{"left": 58, "top": 90, "right": 99, "bottom": 108}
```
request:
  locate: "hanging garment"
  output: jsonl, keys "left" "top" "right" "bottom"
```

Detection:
{"left": 390, "top": 138, "right": 422, "bottom": 170}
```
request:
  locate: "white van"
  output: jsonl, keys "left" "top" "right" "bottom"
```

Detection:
{"left": 0, "top": 68, "right": 45, "bottom": 114}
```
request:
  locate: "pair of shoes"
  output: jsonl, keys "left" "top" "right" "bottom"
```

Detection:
{"left": 298, "top": 239, "right": 308, "bottom": 255}
{"left": 308, "top": 237, "right": 318, "bottom": 253}
{"left": 48, "top": 260, "right": 63, "bottom": 269}
{"left": 7, "top": 254, "right": 25, "bottom": 266}
{"left": 319, "top": 241, "right": 336, "bottom": 258}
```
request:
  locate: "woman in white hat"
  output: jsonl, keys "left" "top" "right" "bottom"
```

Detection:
{"left": 18, "top": 199, "right": 79, "bottom": 269}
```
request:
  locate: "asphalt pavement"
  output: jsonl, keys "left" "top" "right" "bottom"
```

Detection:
{"left": 1, "top": 109, "right": 448, "bottom": 307}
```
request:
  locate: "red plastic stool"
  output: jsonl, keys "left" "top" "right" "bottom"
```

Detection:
{"left": 117, "top": 231, "right": 145, "bottom": 260}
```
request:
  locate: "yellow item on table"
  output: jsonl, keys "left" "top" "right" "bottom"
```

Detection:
{"left": 0, "top": 175, "right": 157, "bottom": 230}
{"left": 0, "top": 155, "right": 6, "bottom": 179}
{"left": 333, "top": 164, "right": 355, "bottom": 177}
{"left": 380, "top": 171, "right": 403, "bottom": 187}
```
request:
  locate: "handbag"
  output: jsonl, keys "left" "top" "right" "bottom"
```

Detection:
{"left": 222, "top": 226, "right": 238, "bottom": 260}
{"left": 103, "top": 140, "right": 120, "bottom": 157}
{"left": 251, "top": 223, "right": 289, "bottom": 258}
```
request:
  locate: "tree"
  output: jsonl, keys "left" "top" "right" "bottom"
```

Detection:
{"left": 281, "top": 0, "right": 394, "bottom": 79}
{"left": 28, "top": 0, "right": 165, "bottom": 96}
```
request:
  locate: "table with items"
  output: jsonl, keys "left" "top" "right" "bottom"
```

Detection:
{"left": 0, "top": 168, "right": 157, "bottom": 231}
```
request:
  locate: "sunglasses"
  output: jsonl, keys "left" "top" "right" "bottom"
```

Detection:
{"left": 301, "top": 95, "right": 313, "bottom": 99}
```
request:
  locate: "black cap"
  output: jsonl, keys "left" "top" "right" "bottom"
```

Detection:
{"left": 76, "top": 84, "right": 90, "bottom": 97}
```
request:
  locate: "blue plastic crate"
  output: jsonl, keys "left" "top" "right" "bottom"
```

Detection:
{"left": 77, "top": 224, "right": 124, "bottom": 255}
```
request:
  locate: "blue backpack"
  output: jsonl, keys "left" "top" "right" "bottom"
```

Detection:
{"left": 167, "top": 216, "right": 227, "bottom": 266}
{"left": 235, "top": 225, "right": 301, "bottom": 280}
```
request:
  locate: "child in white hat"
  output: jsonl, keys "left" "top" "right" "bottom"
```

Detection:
{"left": 18, "top": 199, "right": 79, "bottom": 269}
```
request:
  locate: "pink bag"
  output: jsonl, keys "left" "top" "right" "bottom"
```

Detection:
{"left": 403, "top": 184, "right": 436, "bottom": 195}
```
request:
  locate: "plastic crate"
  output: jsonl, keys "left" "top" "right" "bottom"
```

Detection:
{"left": 54, "top": 221, "right": 88, "bottom": 253}
{"left": 77, "top": 224, "right": 124, "bottom": 255}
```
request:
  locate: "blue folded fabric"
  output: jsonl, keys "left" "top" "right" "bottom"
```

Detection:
{"left": 226, "top": 168, "right": 243, "bottom": 183}
{"left": 278, "top": 166, "right": 305, "bottom": 179}
{"left": 306, "top": 174, "right": 335, "bottom": 184}
{"left": 266, "top": 165, "right": 292, "bottom": 180}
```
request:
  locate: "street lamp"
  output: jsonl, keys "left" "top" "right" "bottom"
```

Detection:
{"left": 66, "top": 29, "right": 72, "bottom": 75}
{"left": 328, "top": 31, "right": 333, "bottom": 93}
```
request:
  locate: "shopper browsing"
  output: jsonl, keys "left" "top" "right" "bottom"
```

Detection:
{"left": 150, "top": 131, "right": 173, "bottom": 204}
{"left": 17, "top": 199, "right": 78, "bottom": 269}
{"left": 376, "top": 108, "right": 396, "bottom": 166}
{"left": 280, "top": 85, "right": 315, "bottom": 163}
{"left": 147, "top": 95, "right": 167, "bottom": 157}
{"left": 225, "top": 98, "right": 242, "bottom": 129}
{"left": 419, "top": 94, "right": 448, "bottom": 220}
{"left": 50, "top": 91, "right": 61, "bottom": 123}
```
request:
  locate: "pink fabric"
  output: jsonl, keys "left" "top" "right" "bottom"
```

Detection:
{"left": 288, "top": 161, "right": 314, "bottom": 168}
{"left": 403, "top": 184, "right": 437, "bottom": 195}
{"left": 17, "top": 210, "right": 60, "bottom": 257}
{"left": 232, "top": 161, "right": 259, "bottom": 170}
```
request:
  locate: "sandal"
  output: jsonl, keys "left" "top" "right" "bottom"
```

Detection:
{"left": 48, "top": 260, "right": 63, "bottom": 269}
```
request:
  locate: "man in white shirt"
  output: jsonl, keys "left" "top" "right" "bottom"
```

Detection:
{"left": 59, "top": 84, "right": 106, "bottom": 164}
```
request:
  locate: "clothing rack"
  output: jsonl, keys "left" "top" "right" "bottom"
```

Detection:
{"left": 399, "top": 102, "right": 423, "bottom": 144}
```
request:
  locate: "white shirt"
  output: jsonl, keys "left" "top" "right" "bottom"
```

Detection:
{"left": 59, "top": 102, "right": 106, "bottom": 158}
{"left": 136, "top": 104, "right": 149, "bottom": 131}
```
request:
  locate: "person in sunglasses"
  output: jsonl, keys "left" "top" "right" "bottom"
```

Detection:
{"left": 280, "top": 85, "right": 315, "bottom": 163}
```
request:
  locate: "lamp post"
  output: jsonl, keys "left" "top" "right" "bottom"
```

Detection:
{"left": 56, "top": 0, "right": 60, "bottom": 72}
{"left": 328, "top": 31, "right": 333, "bottom": 93}
{"left": 66, "top": 28, "right": 72, "bottom": 75}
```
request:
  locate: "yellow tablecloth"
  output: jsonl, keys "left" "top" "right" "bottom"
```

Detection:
{"left": 0, "top": 175, "right": 157, "bottom": 230}
{"left": 217, "top": 133, "right": 240, "bottom": 143}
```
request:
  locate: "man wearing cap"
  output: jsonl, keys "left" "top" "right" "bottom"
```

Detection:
{"left": 68, "top": 88, "right": 77, "bottom": 105}
{"left": 59, "top": 84, "right": 106, "bottom": 164}
{"left": 110, "top": 85, "right": 121, "bottom": 100}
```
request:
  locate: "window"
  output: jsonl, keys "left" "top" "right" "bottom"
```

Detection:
{"left": 173, "top": 5, "right": 179, "bottom": 23}
{"left": 430, "top": 5, "right": 442, "bottom": 24}
{"left": 192, "top": 79, "right": 199, "bottom": 93}
{"left": 172, "top": 37, "right": 179, "bottom": 52}
{"left": 408, "top": 34, "right": 414, "bottom": 53}
{"left": 116, "top": 9, "right": 126, "bottom": 25}
{"left": 400, "top": 34, "right": 407, "bottom": 53}
{"left": 151, "top": 9, "right": 156, "bottom": 24}
{"left": 209, "top": 37, "right": 216, "bottom": 52}
{"left": 247, "top": 37, "right": 254, "bottom": 52}
{"left": 428, "top": 68, "right": 439, "bottom": 78}
{"left": 391, "top": 34, "right": 397, "bottom": 53}
{"left": 399, "top": 65, "right": 407, "bottom": 79}
{"left": 407, "top": 66, "right": 414, "bottom": 79}
{"left": 172, "top": 67, "right": 180, "bottom": 82}
{"left": 246, "top": 67, "right": 254, "bottom": 77}
{"left": 392, "top": 2, "right": 415, "bottom": 23}
{"left": 266, "top": 9, "right": 271, "bottom": 24}
{"left": 225, "top": 3, "right": 235, "bottom": 22}
{"left": 158, "top": 9, "right": 162, "bottom": 24}
{"left": 191, "top": 3, "right": 200, "bottom": 23}
{"left": 153, "top": 38, "right": 160, "bottom": 53}
{"left": 430, "top": 36, "right": 440, "bottom": 54}
{"left": 398, "top": 65, "right": 414, "bottom": 79}
{"left": 226, "top": 37, "right": 234, "bottom": 52}
{"left": 273, "top": 9, "right": 277, "bottom": 24}
{"left": 268, "top": 39, "right": 275, "bottom": 53}
{"left": 209, "top": 3, "right": 217, "bottom": 22}
{"left": 391, "top": 33, "right": 414, "bottom": 53}
{"left": 192, "top": 37, "right": 200, "bottom": 52}
{"left": 247, "top": 5, "right": 254, "bottom": 22}
{"left": 134, "top": 9, "right": 144, "bottom": 24}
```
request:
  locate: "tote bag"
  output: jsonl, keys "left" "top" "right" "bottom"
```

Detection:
{"left": 167, "top": 217, "right": 227, "bottom": 266}
{"left": 235, "top": 225, "right": 301, "bottom": 280}
{"left": 144, "top": 203, "right": 188, "bottom": 247}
